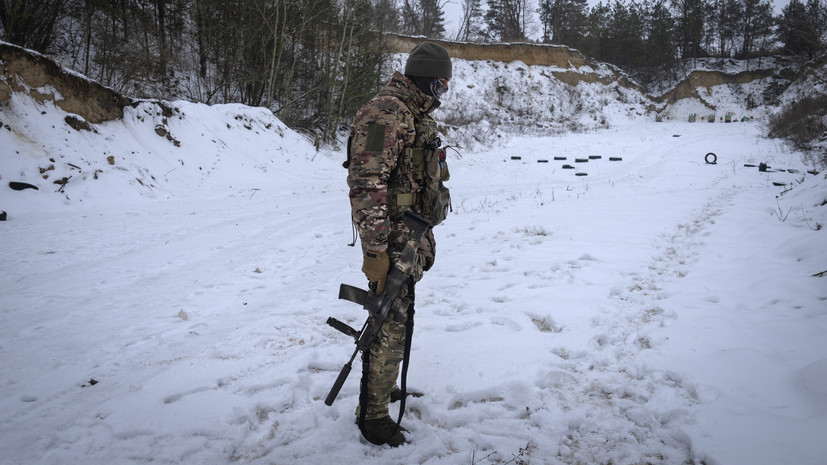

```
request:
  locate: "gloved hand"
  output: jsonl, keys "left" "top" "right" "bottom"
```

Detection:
{"left": 362, "top": 250, "right": 390, "bottom": 294}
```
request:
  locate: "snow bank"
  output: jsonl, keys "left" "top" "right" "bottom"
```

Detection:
{"left": 0, "top": 93, "right": 319, "bottom": 211}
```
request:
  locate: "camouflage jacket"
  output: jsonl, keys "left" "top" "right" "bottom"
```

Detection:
{"left": 347, "top": 71, "right": 441, "bottom": 268}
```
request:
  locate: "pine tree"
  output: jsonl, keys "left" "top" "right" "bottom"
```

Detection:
{"left": 485, "top": 0, "right": 505, "bottom": 40}
{"left": 485, "top": 0, "right": 528, "bottom": 41}
{"left": 399, "top": 0, "right": 446, "bottom": 38}
{"left": 671, "top": 0, "right": 710, "bottom": 59}
{"left": 421, "top": 0, "right": 446, "bottom": 37}
{"left": 604, "top": 0, "right": 645, "bottom": 70}
{"left": 710, "top": 0, "right": 743, "bottom": 58}
{"left": 583, "top": 1, "right": 612, "bottom": 59}
{"left": 739, "top": 0, "right": 773, "bottom": 58}
{"left": 400, "top": 0, "right": 421, "bottom": 35}
{"left": 776, "top": 0, "right": 823, "bottom": 59}
{"left": 805, "top": 0, "right": 827, "bottom": 53}
{"left": 374, "top": 0, "right": 400, "bottom": 34}
{"left": 538, "top": 0, "right": 554, "bottom": 42}
{"left": 643, "top": 0, "right": 676, "bottom": 84}
{"left": 537, "top": 0, "right": 588, "bottom": 47}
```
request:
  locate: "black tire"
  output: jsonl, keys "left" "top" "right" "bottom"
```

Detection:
{"left": 8, "top": 182, "right": 39, "bottom": 191}
{"left": 705, "top": 153, "right": 717, "bottom": 164}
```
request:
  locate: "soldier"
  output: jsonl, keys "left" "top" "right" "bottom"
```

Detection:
{"left": 346, "top": 41, "right": 453, "bottom": 446}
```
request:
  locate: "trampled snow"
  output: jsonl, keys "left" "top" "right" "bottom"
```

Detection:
{"left": 1, "top": 70, "right": 826, "bottom": 464}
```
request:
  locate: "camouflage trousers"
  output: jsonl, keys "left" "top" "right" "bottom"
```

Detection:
{"left": 358, "top": 253, "right": 425, "bottom": 421}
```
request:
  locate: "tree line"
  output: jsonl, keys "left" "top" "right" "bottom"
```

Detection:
{"left": 1, "top": 0, "right": 825, "bottom": 140}
{"left": 1, "top": 0, "right": 400, "bottom": 143}
{"left": 463, "top": 0, "right": 826, "bottom": 85}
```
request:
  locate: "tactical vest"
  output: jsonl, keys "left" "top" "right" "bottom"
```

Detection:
{"left": 377, "top": 85, "right": 452, "bottom": 227}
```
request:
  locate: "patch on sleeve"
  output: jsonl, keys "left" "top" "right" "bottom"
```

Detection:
{"left": 365, "top": 124, "right": 387, "bottom": 153}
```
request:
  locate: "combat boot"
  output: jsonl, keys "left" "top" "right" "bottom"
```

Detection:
{"left": 359, "top": 416, "right": 407, "bottom": 446}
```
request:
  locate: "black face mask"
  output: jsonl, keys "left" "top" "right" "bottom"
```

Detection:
{"left": 407, "top": 75, "right": 447, "bottom": 99}
{"left": 430, "top": 78, "right": 448, "bottom": 99}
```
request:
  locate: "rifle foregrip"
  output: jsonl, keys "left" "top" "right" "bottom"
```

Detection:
{"left": 324, "top": 361, "right": 352, "bottom": 406}
{"left": 327, "top": 317, "right": 359, "bottom": 339}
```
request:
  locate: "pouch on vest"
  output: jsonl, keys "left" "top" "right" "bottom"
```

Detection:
{"left": 421, "top": 147, "right": 451, "bottom": 226}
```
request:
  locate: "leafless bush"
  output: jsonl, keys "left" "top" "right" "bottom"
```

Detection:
{"left": 768, "top": 95, "right": 827, "bottom": 167}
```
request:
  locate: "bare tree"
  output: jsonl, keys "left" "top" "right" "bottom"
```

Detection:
{"left": 456, "top": 0, "right": 484, "bottom": 41}
{"left": 0, "top": 0, "right": 68, "bottom": 51}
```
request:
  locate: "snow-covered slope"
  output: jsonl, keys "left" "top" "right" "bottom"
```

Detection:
{"left": 2, "top": 46, "right": 827, "bottom": 465}
{"left": 0, "top": 96, "right": 316, "bottom": 210}
{"left": 438, "top": 57, "right": 652, "bottom": 147}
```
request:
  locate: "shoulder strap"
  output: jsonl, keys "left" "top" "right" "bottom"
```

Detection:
{"left": 378, "top": 86, "right": 418, "bottom": 114}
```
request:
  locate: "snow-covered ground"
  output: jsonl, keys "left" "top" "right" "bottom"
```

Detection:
{"left": 2, "top": 82, "right": 827, "bottom": 465}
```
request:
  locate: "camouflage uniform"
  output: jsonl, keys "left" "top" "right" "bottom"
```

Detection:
{"left": 347, "top": 70, "right": 445, "bottom": 421}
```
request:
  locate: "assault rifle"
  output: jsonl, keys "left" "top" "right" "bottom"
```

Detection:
{"left": 324, "top": 211, "right": 431, "bottom": 406}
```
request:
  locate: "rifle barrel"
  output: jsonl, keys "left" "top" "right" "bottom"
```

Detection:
{"left": 324, "top": 359, "right": 353, "bottom": 406}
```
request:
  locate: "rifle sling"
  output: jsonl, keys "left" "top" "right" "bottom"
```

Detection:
{"left": 358, "top": 347, "right": 371, "bottom": 439}
{"left": 394, "top": 279, "right": 416, "bottom": 437}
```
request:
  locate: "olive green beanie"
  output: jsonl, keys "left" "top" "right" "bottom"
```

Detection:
{"left": 404, "top": 42, "right": 452, "bottom": 79}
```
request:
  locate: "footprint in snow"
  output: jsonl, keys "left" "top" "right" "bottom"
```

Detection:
{"left": 444, "top": 321, "right": 483, "bottom": 332}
